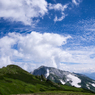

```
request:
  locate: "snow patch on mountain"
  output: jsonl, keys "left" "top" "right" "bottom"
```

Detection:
{"left": 32, "top": 66, "right": 95, "bottom": 92}
{"left": 91, "top": 83, "right": 95, "bottom": 87}
{"left": 45, "top": 69, "right": 49, "bottom": 78}
{"left": 89, "top": 82, "right": 95, "bottom": 87}
{"left": 67, "top": 78, "right": 70, "bottom": 81}
{"left": 86, "top": 84, "right": 90, "bottom": 89}
{"left": 60, "top": 79, "right": 65, "bottom": 85}
{"left": 67, "top": 74, "right": 81, "bottom": 88}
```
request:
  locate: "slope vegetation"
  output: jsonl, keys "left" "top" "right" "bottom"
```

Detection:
{"left": 0, "top": 65, "right": 94, "bottom": 95}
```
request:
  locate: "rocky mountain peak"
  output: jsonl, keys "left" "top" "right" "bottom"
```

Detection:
{"left": 32, "top": 65, "right": 95, "bottom": 92}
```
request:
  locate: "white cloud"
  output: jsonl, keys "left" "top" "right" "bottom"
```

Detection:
{"left": 0, "top": 0, "right": 48, "bottom": 25}
{"left": 49, "top": 3, "right": 68, "bottom": 22}
{"left": 59, "top": 62, "right": 95, "bottom": 73}
{"left": 75, "top": 19, "right": 95, "bottom": 42}
{"left": 49, "top": 3, "right": 68, "bottom": 11}
{"left": 59, "top": 47, "right": 95, "bottom": 73}
{"left": 0, "top": 0, "right": 82, "bottom": 24}
{"left": 49, "top": 0, "right": 82, "bottom": 22}
{"left": 72, "top": 0, "right": 82, "bottom": 5}
{"left": 62, "top": 19, "right": 95, "bottom": 43}
{"left": 0, "top": 31, "right": 71, "bottom": 70}
{"left": 54, "top": 13, "right": 67, "bottom": 22}
{"left": 72, "top": 0, "right": 78, "bottom": 5}
{"left": 0, "top": 31, "right": 95, "bottom": 73}
{"left": 86, "top": 29, "right": 95, "bottom": 31}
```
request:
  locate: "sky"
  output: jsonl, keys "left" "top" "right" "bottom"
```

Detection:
{"left": 0, "top": 0, "right": 95, "bottom": 73}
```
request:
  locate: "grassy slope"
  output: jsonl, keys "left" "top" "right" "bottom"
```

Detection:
{"left": 0, "top": 65, "right": 63, "bottom": 95}
{"left": 0, "top": 65, "right": 94, "bottom": 95}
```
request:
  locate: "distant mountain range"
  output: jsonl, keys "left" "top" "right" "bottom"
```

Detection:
{"left": 32, "top": 66, "right": 95, "bottom": 92}
{"left": 83, "top": 73, "right": 95, "bottom": 80}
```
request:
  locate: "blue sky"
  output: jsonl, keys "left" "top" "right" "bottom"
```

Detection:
{"left": 0, "top": 0, "right": 95, "bottom": 73}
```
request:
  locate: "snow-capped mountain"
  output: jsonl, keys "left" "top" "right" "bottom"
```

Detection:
{"left": 32, "top": 66, "right": 95, "bottom": 92}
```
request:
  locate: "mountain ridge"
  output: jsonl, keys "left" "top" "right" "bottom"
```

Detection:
{"left": 0, "top": 64, "right": 95, "bottom": 95}
{"left": 83, "top": 73, "right": 95, "bottom": 80}
{"left": 32, "top": 65, "right": 95, "bottom": 92}
{"left": 0, "top": 65, "right": 64, "bottom": 94}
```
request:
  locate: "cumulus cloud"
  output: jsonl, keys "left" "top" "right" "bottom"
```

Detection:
{"left": 0, "top": 31, "right": 71, "bottom": 70}
{"left": 0, "top": 0, "right": 48, "bottom": 25}
{"left": 0, "top": 0, "right": 82, "bottom": 24}
{"left": 0, "top": 31, "right": 95, "bottom": 73}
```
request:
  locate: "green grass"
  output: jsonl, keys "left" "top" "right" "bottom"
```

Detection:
{"left": 0, "top": 77, "right": 64, "bottom": 95}
{"left": 0, "top": 65, "right": 95, "bottom": 95}
{"left": 34, "top": 91, "right": 95, "bottom": 95}
{"left": 0, "top": 65, "right": 63, "bottom": 95}
{"left": 13, "top": 91, "right": 95, "bottom": 95}
{"left": 60, "top": 85, "right": 93, "bottom": 93}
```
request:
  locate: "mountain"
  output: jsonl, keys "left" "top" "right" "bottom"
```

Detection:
{"left": 0, "top": 65, "right": 64, "bottom": 95}
{"left": 83, "top": 73, "right": 95, "bottom": 80}
{"left": 32, "top": 66, "right": 95, "bottom": 92}
{"left": 0, "top": 64, "right": 94, "bottom": 95}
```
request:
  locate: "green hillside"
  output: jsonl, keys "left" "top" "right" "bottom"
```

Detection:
{"left": 0, "top": 65, "right": 94, "bottom": 95}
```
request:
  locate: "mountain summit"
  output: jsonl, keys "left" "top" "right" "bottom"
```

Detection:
{"left": 32, "top": 66, "right": 95, "bottom": 92}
